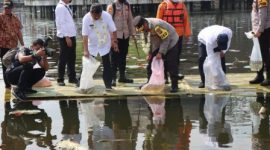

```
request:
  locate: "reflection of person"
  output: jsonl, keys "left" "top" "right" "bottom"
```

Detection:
{"left": 6, "top": 39, "right": 49, "bottom": 101}
{"left": 156, "top": 0, "right": 191, "bottom": 82}
{"left": 80, "top": 98, "right": 107, "bottom": 149}
{"left": 143, "top": 96, "right": 192, "bottom": 150}
{"left": 249, "top": 0, "right": 270, "bottom": 86}
{"left": 0, "top": 0, "right": 24, "bottom": 89}
{"left": 82, "top": 3, "right": 119, "bottom": 91}
{"left": 1, "top": 101, "right": 55, "bottom": 149}
{"left": 104, "top": 97, "right": 133, "bottom": 149}
{"left": 55, "top": 0, "right": 78, "bottom": 86}
{"left": 59, "top": 100, "right": 81, "bottom": 143}
{"left": 133, "top": 16, "right": 180, "bottom": 93}
{"left": 251, "top": 93, "right": 270, "bottom": 149}
{"left": 107, "top": 0, "right": 135, "bottom": 86}
{"left": 197, "top": 25, "right": 232, "bottom": 90}
{"left": 199, "top": 93, "right": 233, "bottom": 148}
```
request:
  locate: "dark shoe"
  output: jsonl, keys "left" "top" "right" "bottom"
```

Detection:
{"left": 105, "top": 86, "right": 113, "bottom": 91}
{"left": 198, "top": 82, "right": 205, "bottom": 88}
{"left": 112, "top": 79, "right": 116, "bottom": 87}
{"left": 139, "top": 83, "right": 147, "bottom": 89}
{"left": 249, "top": 76, "right": 264, "bottom": 84}
{"left": 5, "top": 84, "right": 11, "bottom": 89}
{"left": 12, "top": 89, "right": 26, "bottom": 101}
{"left": 69, "top": 78, "right": 79, "bottom": 84}
{"left": 58, "top": 81, "right": 65, "bottom": 86}
{"left": 260, "top": 79, "right": 270, "bottom": 86}
{"left": 178, "top": 74, "right": 185, "bottom": 80}
{"left": 118, "top": 78, "right": 134, "bottom": 83}
{"left": 170, "top": 87, "right": 179, "bottom": 93}
{"left": 24, "top": 88, "right": 37, "bottom": 94}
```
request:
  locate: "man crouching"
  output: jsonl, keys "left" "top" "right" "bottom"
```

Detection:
{"left": 6, "top": 39, "right": 49, "bottom": 101}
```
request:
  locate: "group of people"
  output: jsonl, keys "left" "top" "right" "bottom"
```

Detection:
{"left": 0, "top": 0, "right": 270, "bottom": 100}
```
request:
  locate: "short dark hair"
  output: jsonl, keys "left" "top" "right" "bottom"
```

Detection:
{"left": 90, "top": 3, "right": 103, "bottom": 14}
{"left": 32, "top": 38, "right": 45, "bottom": 47}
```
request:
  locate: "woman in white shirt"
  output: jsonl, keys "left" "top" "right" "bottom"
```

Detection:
{"left": 82, "top": 3, "right": 119, "bottom": 90}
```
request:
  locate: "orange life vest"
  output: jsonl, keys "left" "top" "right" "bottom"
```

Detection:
{"left": 162, "top": 1, "right": 185, "bottom": 28}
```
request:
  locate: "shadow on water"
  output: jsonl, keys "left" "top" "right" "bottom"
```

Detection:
{"left": 1, "top": 89, "right": 270, "bottom": 149}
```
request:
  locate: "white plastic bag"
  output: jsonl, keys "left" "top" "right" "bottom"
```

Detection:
{"left": 141, "top": 57, "right": 165, "bottom": 93}
{"left": 79, "top": 56, "right": 100, "bottom": 94}
{"left": 245, "top": 31, "right": 263, "bottom": 71}
{"left": 204, "top": 53, "right": 230, "bottom": 91}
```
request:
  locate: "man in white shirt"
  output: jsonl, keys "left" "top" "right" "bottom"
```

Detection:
{"left": 82, "top": 3, "right": 119, "bottom": 90}
{"left": 197, "top": 25, "right": 232, "bottom": 89}
{"left": 55, "top": 0, "right": 78, "bottom": 86}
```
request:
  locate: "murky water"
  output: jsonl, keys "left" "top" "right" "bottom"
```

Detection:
{"left": 0, "top": 7, "right": 264, "bottom": 150}
{"left": 1, "top": 88, "right": 269, "bottom": 150}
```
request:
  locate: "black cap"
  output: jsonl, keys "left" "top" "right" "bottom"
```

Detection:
{"left": 3, "top": 0, "right": 13, "bottom": 9}
{"left": 217, "top": 33, "right": 228, "bottom": 50}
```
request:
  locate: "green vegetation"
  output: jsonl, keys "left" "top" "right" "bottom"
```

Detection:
{"left": 75, "top": 39, "right": 148, "bottom": 78}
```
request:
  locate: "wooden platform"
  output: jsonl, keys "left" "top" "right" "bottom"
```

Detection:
{"left": 2, "top": 73, "right": 268, "bottom": 101}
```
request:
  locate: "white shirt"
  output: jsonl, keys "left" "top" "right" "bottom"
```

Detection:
{"left": 82, "top": 11, "right": 116, "bottom": 57}
{"left": 55, "top": 0, "right": 76, "bottom": 38}
{"left": 198, "top": 25, "right": 232, "bottom": 56}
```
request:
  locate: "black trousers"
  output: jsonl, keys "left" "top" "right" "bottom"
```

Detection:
{"left": 111, "top": 37, "right": 129, "bottom": 79}
{"left": 147, "top": 42, "right": 180, "bottom": 89}
{"left": 198, "top": 43, "right": 226, "bottom": 83}
{"left": 257, "top": 28, "right": 270, "bottom": 79}
{"left": 57, "top": 37, "right": 76, "bottom": 82}
{"left": 164, "top": 36, "right": 183, "bottom": 80}
{"left": 0, "top": 48, "right": 11, "bottom": 87}
{"left": 6, "top": 65, "right": 45, "bottom": 90}
{"left": 101, "top": 53, "right": 112, "bottom": 88}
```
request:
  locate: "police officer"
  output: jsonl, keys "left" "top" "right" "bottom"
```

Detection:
{"left": 107, "top": 0, "right": 135, "bottom": 86}
{"left": 156, "top": 0, "right": 191, "bottom": 81}
{"left": 249, "top": 0, "right": 270, "bottom": 86}
{"left": 133, "top": 16, "right": 180, "bottom": 93}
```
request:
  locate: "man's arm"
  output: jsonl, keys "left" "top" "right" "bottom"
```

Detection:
{"left": 82, "top": 35, "right": 89, "bottom": 58}
{"left": 38, "top": 56, "right": 49, "bottom": 71}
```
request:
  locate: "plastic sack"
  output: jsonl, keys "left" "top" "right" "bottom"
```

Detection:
{"left": 144, "top": 96, "right": 165, "bottom": 125}
{"left": 245, "top": 31, "right": 263, "bottom": 71}
{"left": 204, "top": 53, "right": 230, "bottom": 91}
{"left": 141, "top": 57, "right": 165, "bottom": 93}
{"left": 33, "top": 77, "right": 52, "bottom": 87}
{"left": 79, "top": 56, "right": 100, "bottom": 94}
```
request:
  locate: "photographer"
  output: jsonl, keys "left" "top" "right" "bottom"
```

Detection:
{"left": 6, "top": 39, "right": 49, "bottom": 101}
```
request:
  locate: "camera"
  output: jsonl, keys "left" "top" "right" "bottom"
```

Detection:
{"left": 43, "top": 36, "right": 54, "bottom": 57}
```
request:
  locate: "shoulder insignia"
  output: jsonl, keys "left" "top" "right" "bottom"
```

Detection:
{"left": 154, "top": 25, "right": 169, "bottom": 40}
{"left": 258, "top": 0, "right": 268, "bottom": 8}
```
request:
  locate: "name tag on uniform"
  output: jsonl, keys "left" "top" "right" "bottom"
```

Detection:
{"left": 90, "top": 24, "right": 94, "bottom": 29}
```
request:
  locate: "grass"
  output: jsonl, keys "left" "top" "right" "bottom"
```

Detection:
{"left": 75, "top": 39, "right": 148, "bottom": 79}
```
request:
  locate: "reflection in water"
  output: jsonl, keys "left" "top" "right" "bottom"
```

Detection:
{"left": 1, "top": 101, "right": 55, "bottom": 150}
{"left": 81, "top": 97, "right": 134, "bottom": 150}
{"left": 59, "top": 100, "right": 81, "bottom": 143}
{"left": 199, "top": 94, "right": 233, "bottom": 148}
{"left": 251, "top": 93, "right": 270, "bottom": 149}
{"left": 143, "top": 96, "right": 192, "bottom": 150}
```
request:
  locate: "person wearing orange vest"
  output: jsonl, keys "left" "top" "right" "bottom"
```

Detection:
{"left": 156, "top": 0, "right": 191, "bottom": 82}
